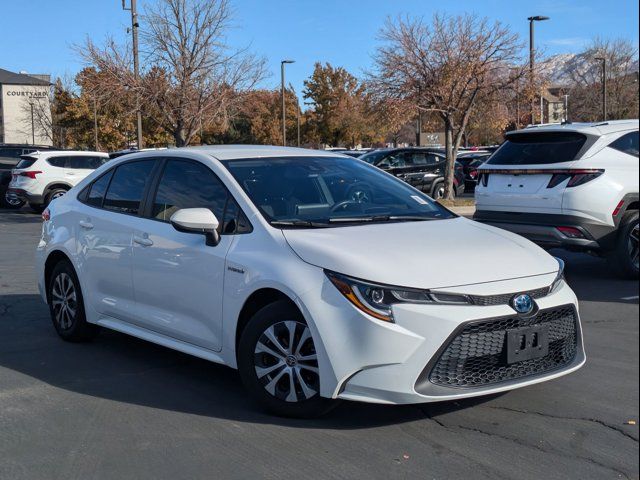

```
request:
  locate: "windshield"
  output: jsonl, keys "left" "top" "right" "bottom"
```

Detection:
{"left": 222, "top": 156, "right": 454, "bottom": 227}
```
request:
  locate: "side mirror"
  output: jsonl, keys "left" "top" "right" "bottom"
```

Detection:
{"left": 170, "top": 208, "right": 220, "bottom": 246}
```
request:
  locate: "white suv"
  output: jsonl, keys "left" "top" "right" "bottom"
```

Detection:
{"left": 7, "top": 150, "right": 110, "bottom": 212}
{"left": 474, "top": 120, "right": 639, "bottom": 279}
{"left": 36, "top": 146, "right": 584, "bottom": 417}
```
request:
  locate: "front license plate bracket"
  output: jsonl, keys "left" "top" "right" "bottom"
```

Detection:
{"left": 506, "top": 325, "right": 549, "bottom": 364}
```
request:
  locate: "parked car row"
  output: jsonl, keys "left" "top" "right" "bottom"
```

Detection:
{"left": 359, "top": 147, "right": 465, "bottom": 198}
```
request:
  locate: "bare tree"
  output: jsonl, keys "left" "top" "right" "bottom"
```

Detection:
{"left": 370, "top": 14, "right": 525, "bottom": 199}
{"left": 568, "top": 38, "right": 639, "bottom": 122}
{"left": 78, "top": 0, "right": 266, "bottom": 146}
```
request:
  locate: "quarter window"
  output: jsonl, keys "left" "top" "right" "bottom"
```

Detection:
{"left": 609, "top": 131, "right": 639, "bottom": 158}
{"left": 103, "top": 161, "right": 155, "bottom": 215}
{"left": 86, "top": 170, "right": 114, "bottom": 208}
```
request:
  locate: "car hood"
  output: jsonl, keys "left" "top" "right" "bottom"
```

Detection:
{"left": 281, "top": 217, "right": 558, "bottom": 289}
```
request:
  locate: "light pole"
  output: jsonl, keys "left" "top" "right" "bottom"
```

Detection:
{"left": 288, "top": 83, "right": 301, "bottom": 147}
{"left": 30, "top": 102, "right": 35, "bottom": 145}
{"left": 563, "top": 94, "right": 569, "bottom": 122}
{"left": 528, "top": 16, "right": 550, "bottom": 124}
{"left": 594, "top": 56, "right": 607, "bottom": 121}
{"left": 122, "top": 0, "right": 143, "bottom": 149}
{"left": 280, "top": 60, "right": 295, "bottom": 146}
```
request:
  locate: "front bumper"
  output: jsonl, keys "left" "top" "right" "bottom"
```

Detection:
{"left": 302, "top": 273, "right": 584, "bottom": 404}
{"left": 473, "top": 210, "right": 617, "bottom": 252}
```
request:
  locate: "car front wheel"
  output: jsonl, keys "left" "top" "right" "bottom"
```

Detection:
{"left": 237, "top": 300, "right": 335, "bottom": 417}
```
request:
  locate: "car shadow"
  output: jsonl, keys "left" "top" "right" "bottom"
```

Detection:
{"left": 0, "top": 293, "right": 497, "bottom": 429}
{"left": 0, "top": 208, "right": 42, "bottom": 224}
{"left": 551, "top": 249, "right": 639, "bottom": 305}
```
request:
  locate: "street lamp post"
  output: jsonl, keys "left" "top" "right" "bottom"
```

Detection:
{"left": 30, "top": 103, "right": 35, "bottom": 145}
{"left": 280, "top": 60, "right": 295, "bottom": 146}
{"left": 289, "top": 83, "right": 301, "bottom": 147}
{"left": 563, "top": 94, "right": 569, "bottom": 122}
{"left": 594, "top": 56, "right": 607, "bottom": 121}
{"left": 122, "top": 0, "right": 143, "bottom": 149}
{"left": 528, "top": 15, "right": 550, "bottom": 124}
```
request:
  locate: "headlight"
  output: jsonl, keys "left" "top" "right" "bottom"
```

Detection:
{"left": 325, "top": 271, "right": 472, "bottom": 322}
{"left": 549, "top": 257, "right": 565, "bottom": 294}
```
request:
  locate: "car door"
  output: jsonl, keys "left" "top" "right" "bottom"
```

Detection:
{"left": 76, "top": 159, "right": 157, "bottom": 322}
{"left": 130, "top": 158, "right": 244, "bottom": 352}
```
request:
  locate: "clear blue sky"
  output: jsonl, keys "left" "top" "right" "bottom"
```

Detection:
{"left": 1, "top": 0, "right": 638, "bottom": 99}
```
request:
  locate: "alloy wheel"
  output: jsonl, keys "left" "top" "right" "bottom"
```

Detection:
{"left": 628, "top": 223, "right": 639, "bottom": 270}
{"left": 4, "top": 193, "right": 24, "bottom": 207}
{"left": 51, "top": 191, "right": 66, "bottom": 200}
{"left": 51, "top": 272, "right": 77, "bottom": 330}
{"left": 253, "top": 321, "right": 319, "bottom": 403}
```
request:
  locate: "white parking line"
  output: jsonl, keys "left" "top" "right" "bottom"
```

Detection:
{"left": 621, "top": 295, "right": 639, "bottom": 301}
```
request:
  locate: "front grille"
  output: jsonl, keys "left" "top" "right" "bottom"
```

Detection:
{"left": 469, "top": 286, "right": 550, "bottom": 306}
{"left": 427, "top": 306, "right": 578, "bottom": 388}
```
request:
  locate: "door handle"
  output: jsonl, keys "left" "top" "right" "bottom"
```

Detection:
{"left": 79, "top": 220, "right": 93, "bottom": 230}
{"left": 133, "top": 235, "right": 154, "bottom": 247}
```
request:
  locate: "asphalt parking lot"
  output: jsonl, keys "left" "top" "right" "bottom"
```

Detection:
{"left": 0, "top": 208, "right": 638, "bottom": 480}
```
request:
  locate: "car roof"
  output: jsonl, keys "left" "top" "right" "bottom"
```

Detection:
{"left": 178, "top": 145, "right": 347, "bottom": 161}
{"left": 26, "top": 150, "right": 109, "bottom": 157}
{"left": 513, "top": 119, "right": 639, "bottom": 136}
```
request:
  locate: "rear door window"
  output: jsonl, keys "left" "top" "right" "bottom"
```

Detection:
{"left": 609, "top": 131, "right": 639, "bottom": 158}
{"left": 46, "top": 156, "right": 67, "bottom": 168}
{"left": 103, "top": 161, "right": 155, "bottom": 215}
{"left": 487, "top": 132, "right": 587, "bottom": 165}
{"left": 68, "top": 156, "right": 109, "bottom": 169}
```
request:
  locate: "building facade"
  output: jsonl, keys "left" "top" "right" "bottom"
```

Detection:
{"left": 0, "top": 68, "right": 52, "bottom": 146}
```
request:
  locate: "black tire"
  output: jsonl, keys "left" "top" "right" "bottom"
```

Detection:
{"left": 237, "top": 300, "right": 336, "bottom": 418}
{"left": 2, "top": 192, "right": 25, "bottom": 209}
{"left": 47, "top": 260, "right": 99, "bottom": 342}
{"left": 29, "top": 203, "right": 45, "bottom": 213}
{"left": 431, "top": 181, "right": 453, "bottom": 200}
{"left": 608, "top": 210, "right": 639, "bottom": 280}
{"left": 45, "top": 187, "right": 69, "bottom": 206}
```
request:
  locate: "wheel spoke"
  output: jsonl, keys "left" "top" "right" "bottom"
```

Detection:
{"left": 285, "top": 321, "right": 297, "bottom": 354}
{"left": 294, "top": 327, "right": 312, "bottom": 356}
{"left": 264, "top": 368, "right": 287, "bottom": 396}
{"left": 298, "top": 364, "right": 319, "bottom": 374}
{"left": 294, "top": 368, "right": 317, "bottom": 400}
{"left": 255, "top": 339, "right": 286, "bottom": 361}
{"left": 298, "top": 353, "right": 317, "bottom": 362}
{"left": 263, "top": 327, "right": 289, "bottom": 357}
{"left": 255, "top": 360, "right": 285, "bottom": 379}
{"left": 285, "top": 369, "right": 297, "bottom": 402}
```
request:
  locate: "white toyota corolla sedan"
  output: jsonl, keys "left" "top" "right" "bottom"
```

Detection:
{"left": 35, "top": 146, "right": 585, "bottom": 417}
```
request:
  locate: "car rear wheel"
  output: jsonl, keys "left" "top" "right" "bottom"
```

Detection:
{"left": 237, "top": 300, "right": 336, "bottom": 417}
{"left": 46, "top": 187, "right": 68, "bottom": 206}
{"left": 48, "top": 260, "right": 99, "bottom": 342}
{"left": 2, "top": 191, "right": 24, "bottom": 209}
{"left": 608, "top": 211, "right": 639, "bottom": 279}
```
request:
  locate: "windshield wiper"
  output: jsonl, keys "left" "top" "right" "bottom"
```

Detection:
{"left": 328, "top": 215, "right": 437, "bottom": 223}
{"left": 270, "top": 220, "right": 330, "bottom": 228}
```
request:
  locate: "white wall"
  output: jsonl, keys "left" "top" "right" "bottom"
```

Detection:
{"left": 1, "top": 84, "right": 52, "bottom": 145}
